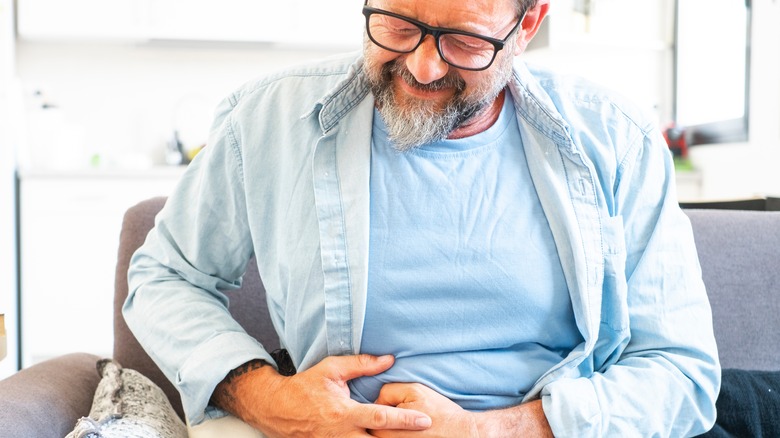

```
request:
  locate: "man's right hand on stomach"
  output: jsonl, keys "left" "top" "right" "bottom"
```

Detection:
{"left": 211, "top": 354, "right": 433, "bottom": 438}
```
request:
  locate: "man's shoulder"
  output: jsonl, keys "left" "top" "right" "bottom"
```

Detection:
{"left": 230, "top": 52, "right": 363, "bottom": 105}
{"left": 513, "top": 62, "right": 664, "bottom": 175}
{"left": 517, "top": 62, "right": 655, "bottom": 134}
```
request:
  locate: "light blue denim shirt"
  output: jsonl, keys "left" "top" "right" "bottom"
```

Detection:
{"left": 125, "top": 52, "right": 720, "bottom": 437}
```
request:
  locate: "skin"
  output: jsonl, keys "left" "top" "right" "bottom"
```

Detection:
{"left": 212, "top": 355, "right": 433, "bottom": 437}
{"left": 364, "top": 0, "right": 547, "bottom": 142}
{"left": 212, "top": 1, "right": 552, "bottom": 436}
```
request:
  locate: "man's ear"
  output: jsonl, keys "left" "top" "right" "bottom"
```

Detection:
{"left": 515, "top": 0, "right": 550, "bottom": 54}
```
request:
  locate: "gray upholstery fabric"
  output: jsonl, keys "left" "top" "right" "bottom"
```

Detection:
{"left": 685, "top": 209, "right": 780, "bottom": 371}
{"left": 0, "top": 352, "right": 101, "bottom": 437}
{"left": 113, "top": 197, "right": 280, "bottom": 420}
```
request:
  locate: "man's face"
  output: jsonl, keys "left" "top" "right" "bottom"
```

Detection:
{"left": 363, "top": 0, "right": 523, "bottom": 150}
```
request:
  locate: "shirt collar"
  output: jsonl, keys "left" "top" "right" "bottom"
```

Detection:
{"left": 312, "top": 54, "right": 374, "bottom": 133}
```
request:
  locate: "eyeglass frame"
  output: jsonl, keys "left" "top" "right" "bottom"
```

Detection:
{"left": 361, "top": 4, "right": 526, "bottom": 71}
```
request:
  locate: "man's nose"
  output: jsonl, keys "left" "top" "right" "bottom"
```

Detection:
{"left": 405, "top": 36, "right": 450, "bottom": 85}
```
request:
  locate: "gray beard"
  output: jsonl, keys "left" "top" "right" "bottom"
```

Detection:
{"left": 369, "top": 61, "right": 498, "bottom": 152}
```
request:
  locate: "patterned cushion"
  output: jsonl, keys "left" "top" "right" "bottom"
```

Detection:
{"left": 65, "top": 359, "right": 187, "bottom": 438}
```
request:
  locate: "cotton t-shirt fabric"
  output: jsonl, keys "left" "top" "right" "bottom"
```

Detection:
{"left": 351, "top": 93, "right": 583, "bottom": 410}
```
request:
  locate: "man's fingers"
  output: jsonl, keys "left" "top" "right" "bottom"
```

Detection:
{"left": 375, "top": 382, "right": 410, "bottom": 407}
{"left": 322, "top": 354, "right": 396, "bottom": 381}
{"left": 375, "top": 382, "right": 428, "bottom": 407}
{"left": 351, "top": 403, "right": 432, "bottom": 431}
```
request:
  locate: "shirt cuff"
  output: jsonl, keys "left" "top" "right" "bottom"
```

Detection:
{"left": 541, "top": 377, "right": 602, "bottom": 438}
{"left": 176, "top": 330, "right": 277, "bottom": 426}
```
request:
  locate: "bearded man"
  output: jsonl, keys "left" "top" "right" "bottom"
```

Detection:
{"left": 125, "top": 0, "right": 720, "bottom": 436}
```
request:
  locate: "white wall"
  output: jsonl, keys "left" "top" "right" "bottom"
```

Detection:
{"left": 0, "top": 0, "right": 19, "bottom": 378}
{"left": 686, "top": 0, "right": 780, "bottom": 200}
{"left": 15, "top": 42, "right": 352, "bottom": 171}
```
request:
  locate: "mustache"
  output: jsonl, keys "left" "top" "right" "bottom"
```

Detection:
{"left": 383, "top": 60, "right": 466, "bottom": 93}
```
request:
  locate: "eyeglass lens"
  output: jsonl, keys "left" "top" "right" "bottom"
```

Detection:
{"left": 366, "top": 12, "right": 498, "bottom": 70}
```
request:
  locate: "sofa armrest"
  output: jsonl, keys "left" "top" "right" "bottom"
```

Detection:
{"left": 0, "top": 353, "right": 102, "bottom": 438}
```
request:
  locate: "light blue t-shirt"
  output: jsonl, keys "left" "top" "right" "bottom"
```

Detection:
{"left": 350, "top": 93, "right": 584, "bottom": 411}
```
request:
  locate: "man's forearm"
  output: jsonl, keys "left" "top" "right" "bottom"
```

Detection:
{"left": 475, "top": 399, "right": 553, "bottom": 438}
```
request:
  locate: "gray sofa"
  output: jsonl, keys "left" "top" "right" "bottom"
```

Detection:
{"left": 1, "top": 197, "right": 778, "bottom": 437}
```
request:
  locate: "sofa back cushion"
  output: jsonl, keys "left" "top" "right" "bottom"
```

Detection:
{"left": 685, "top": 209, "right": 780, "bottom": 371}
{"left": 113, "top": 197, "right": 279, "bottom": 420}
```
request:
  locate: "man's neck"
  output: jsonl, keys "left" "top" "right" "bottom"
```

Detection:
{"left": 447, "top": 90, "right": 506, "bottom": 140}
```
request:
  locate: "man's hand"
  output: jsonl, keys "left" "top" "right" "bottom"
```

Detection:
{"left": 211, "top": 354, "right": 432, "bottom": 438}
{"left": 370, "top": 383, "right": 554, "bottom": 438}
{"left": 370, "top": 383, "right": 479, "bottom": 437}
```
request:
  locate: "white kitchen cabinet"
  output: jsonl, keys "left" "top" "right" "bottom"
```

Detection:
{"left": 19, "top": 168, "right": 184, "bottom": 367}
{"left": 144, "top": 0, "right": 286, "bottom": 43}
{"left": 280, "top": 0, "right": 364, "bottom": 48}
{"left": 17, "top": 0, "right": 148, "bottom": 40}
{"left": 17, "top": 0, "right": 363, "bottom": 46}
{"left": 529, "top": 0, "right": 674, "bottom": 52}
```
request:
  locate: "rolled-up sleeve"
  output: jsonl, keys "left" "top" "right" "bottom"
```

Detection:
{"left": 124, "top": 98, "right": 276, "bottom": 425}
{"left": 542, "top": 125, "right": 720, "bottom": 436}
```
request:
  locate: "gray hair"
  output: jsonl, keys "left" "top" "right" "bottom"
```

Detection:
{"left": 515, "top": 0, "right": 538, "bottom": 16}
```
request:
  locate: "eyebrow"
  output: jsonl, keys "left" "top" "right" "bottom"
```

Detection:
{"left": 371, "top": 5, "right": 518, "bottom": 40}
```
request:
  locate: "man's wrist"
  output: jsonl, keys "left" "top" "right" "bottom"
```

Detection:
{"left": 222, "top": 359, "right": 272, "bottom": 385}
{"left": 210, "top": 358, "right": 276, "bottom": 413}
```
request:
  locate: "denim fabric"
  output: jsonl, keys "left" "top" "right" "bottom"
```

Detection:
{"left": 125, "top": 52, "right": 720, "bottom": 436}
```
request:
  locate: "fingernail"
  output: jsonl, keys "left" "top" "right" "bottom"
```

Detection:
{"left": 416, "top": 416, "right": 432, "bottom": 428}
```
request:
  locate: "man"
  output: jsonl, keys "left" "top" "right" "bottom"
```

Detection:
{"left": 125, "top": 0, "right": 721, "bottom": 436}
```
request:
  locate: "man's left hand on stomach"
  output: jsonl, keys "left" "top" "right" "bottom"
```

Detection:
{"left": 369, "top": 383, "right": 480, "bottom": 437}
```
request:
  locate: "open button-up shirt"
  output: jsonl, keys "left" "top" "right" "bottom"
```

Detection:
{"left": 125, "top": 53, "right": 720, "bottom": 437}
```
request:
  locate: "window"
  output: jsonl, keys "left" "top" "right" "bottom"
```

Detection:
{"left": 674, "top": 0, "right": 751, "bottom": 145}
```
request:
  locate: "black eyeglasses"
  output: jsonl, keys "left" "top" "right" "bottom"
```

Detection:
{"left": 362, "top": 5, "right": 524, "bottom": 71}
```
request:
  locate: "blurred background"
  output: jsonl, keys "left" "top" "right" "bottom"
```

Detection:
{"left": 1, "top": 0, "right": 779, "bottom": 378}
